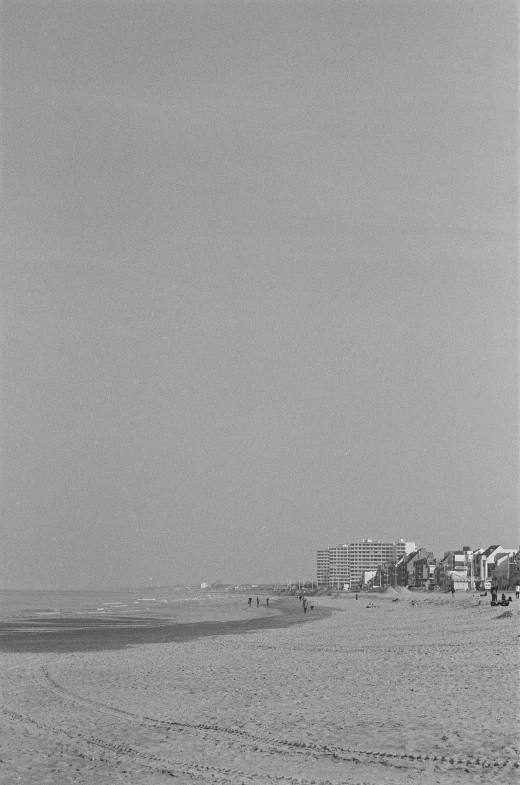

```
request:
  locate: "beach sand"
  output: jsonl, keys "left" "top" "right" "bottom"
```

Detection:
{"left": 1, "top": 594, "right": 518, "bottom": 784}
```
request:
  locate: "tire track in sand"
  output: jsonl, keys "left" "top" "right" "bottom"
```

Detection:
{"left": 38, "top": 666, "right": 519, "bottom": 776}
{"left": 1, "top": 707, "right": 387, "bottom": 785}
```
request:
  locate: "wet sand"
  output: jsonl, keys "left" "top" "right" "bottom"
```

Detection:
{"left": 0, "top": 593, "right": 518, "bottom": 784}
{"left": 0, "top": 597, "right": 330, "bottom": 653}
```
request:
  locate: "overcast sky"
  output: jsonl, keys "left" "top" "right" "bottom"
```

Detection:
{"left": 2, "top": 0, "right": 518, "bottom": 589}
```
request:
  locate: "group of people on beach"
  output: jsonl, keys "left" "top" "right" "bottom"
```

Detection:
{"left": 476, "top": 585, "right": 519, "bottom": 606}
{"left": 488, "top": 586, "right": 517, "bottom": 607}
{"left": 297, "top": 594, "right": 313, "bottom": 613}
{"left": 450, "top": 584, "right": 520, "bottom": 604}
{"left": 244, "top": 584, "right": 520, "bottom": 612}
{"left": 247, "top": 596, "right": 269, "bottom": 607}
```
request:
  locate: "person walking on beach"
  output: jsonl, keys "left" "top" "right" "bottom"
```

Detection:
{"left": 266, "top": 597, "right": 269, "bottom": 606}
{"left": 302, "top": 598, "right": 308, "bottom": 614}
{"left": 248, "top": 597, "right": 252, "bottom": 606}
{"left": 515, "top": 584, "right": 520, "bottom": 600}
{"left": 256, "top": 596, "right": 260, "bottom": 608}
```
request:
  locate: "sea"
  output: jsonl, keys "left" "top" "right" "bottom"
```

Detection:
{"left": 0, "top": 586, "right": 253, "bottom": 624}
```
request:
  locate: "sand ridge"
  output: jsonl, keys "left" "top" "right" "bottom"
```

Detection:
{"left": 1, "top": 593, "right": 518, "bottom": 784}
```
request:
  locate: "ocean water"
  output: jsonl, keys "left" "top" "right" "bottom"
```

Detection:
{"left": 0, "top": 587, "right": 250, "bottom": 623}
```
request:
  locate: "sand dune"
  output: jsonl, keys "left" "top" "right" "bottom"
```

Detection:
{"left": 1, "top": 594, "right": 518, "bottom": 784}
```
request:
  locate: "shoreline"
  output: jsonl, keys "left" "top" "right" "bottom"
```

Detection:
{"left": 1, "top": 594, "right": 517, "bottom": 784}
{"left": 0, "top": 597, "right": 335, "bottom": 654}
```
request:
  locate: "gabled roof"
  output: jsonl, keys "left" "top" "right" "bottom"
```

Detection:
{"left": 483, "top": 545, "right": 500, "bottom": 557}
{"left": 440, "top": 552, "right": 452, "bottom": 564}
{"left": 414, "top": 553, "right": 436, "bottom": 566}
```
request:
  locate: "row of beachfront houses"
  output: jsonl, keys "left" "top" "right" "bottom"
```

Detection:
{"left": 317, "top": 541, "right": 519, "bottom": 592}
{"left": 369, "top": 544, "right": 519, "bottom": 592}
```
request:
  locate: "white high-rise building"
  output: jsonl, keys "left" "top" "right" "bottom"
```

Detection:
{"left": 327, "top": 545, "right": 349, "bottom": 588}
{"left": 317, "top": 539, "right": 416, "bottom": 588}
{"left": 316, "top": 549, "right": 331, "bottom": 586}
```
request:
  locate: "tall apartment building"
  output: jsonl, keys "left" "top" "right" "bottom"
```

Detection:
{"left": 316, "top": 549, "right": 330, "bottom": 586}
{"left": 317, "top": 539, "right": 416, "bottom": 588}
{"left": 328, "top": 545, "right": 350, "bottom": 587}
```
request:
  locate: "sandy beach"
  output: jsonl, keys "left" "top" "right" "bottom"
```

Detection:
{"left": 1, "top": 593, "right": 518, "bottom": 784}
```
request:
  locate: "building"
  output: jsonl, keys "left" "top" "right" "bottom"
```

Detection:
{"left": 448, "top": 571, "right": 470, "bottom": 591}
{"left": 435, "top": 547, "right": 475, "bottom": 590}
{"left": 366, "top": 562, "right": 400, "bottom": 588}
{"left": 394, "top": 548, "right": 431, "bottom": 587}
{"left": 317, "top": 539, "right": 416, "bottom": 589}
{"left": 348, "top": 540, "right": 416, "bottom": 589}
{"left": 473, "top": 545, "right": 517, "bottom": 587}
{"left": 506, "top": 550, "right": 520, "bottom": 587}
{"left": 327, "top": 545, "right": 350, "bottom": 589}
{"left": 491, "top": 553, "right": 512, "bottom": 589}
{"left": 316, "top": 549, "right": 330, "bottom": 586}
{"left": 413, "top": 553, "right": 436, "bottom": 589}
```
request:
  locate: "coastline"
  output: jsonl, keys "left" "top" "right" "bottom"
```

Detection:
{"left": 0, "top": 596, "right": 333, "bottom": 653}
{"left": 1, "top": 593, "right": 518, "bottom": 785}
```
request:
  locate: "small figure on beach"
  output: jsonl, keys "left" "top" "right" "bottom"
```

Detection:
{"left": 451, "top": 587, "right": 455, "bottom": 598}
{"left": 248, "top": 597, "right": 252, "bottom": 606}
{"left": 302, "top": 598, "right": 308, "bottom": 614}
{"left": 516, "top": 585, "right": 520, "bottom": 600}
{"left": 266, "top": 597, "right": 269, "bottom": 606}
{"left": 256, "top": 596, "right": 260, "bottom": 608}
{"left": 355, "top": 592, "right": 358, "bottom": 600}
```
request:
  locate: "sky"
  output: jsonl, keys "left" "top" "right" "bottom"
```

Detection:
{"left": 2, "top": 0, "right": 518, "bottom": 589}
